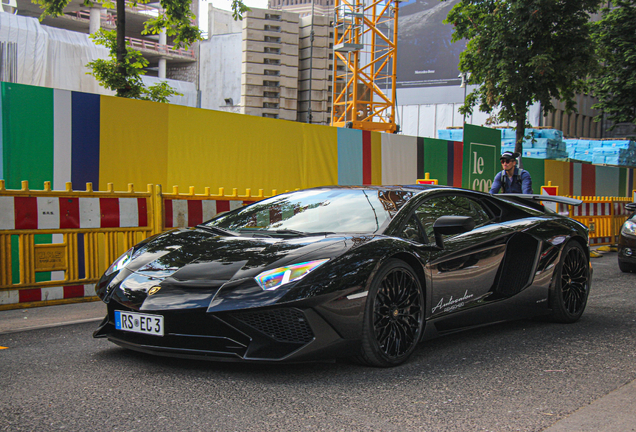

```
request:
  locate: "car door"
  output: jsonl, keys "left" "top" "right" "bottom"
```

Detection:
{"left": 408, "top": 193, "right": 517, "bottom": 322}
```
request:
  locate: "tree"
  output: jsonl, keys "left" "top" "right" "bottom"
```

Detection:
{"left": 590, "top": 0, "right": 636, "bottom": 130}
{"left": 87, "top": 29, "right": 181, "bottom": 102}
{"left": 445, "top": 0, "right": 602, "bottom": 154}
{"left": 33, "top": 0, "right": 249, "bottom": 99}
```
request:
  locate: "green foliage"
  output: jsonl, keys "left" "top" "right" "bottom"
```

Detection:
{"left": 141, "top": 0, "right": 202, "bottom": 49}
{"left": 231, "top": 0, "right": 251, "bottom": 20}
{"left": 33, "top": 0, "right": 249, "bottom": 47}
{"left": 590, "top": 0, "right": 636, "bottom": 129}
{"left": 445, "top": 0, "right": 602, "bottom": 151}
{"left": 87, "top": 29, "right": 182, "bottom": 102}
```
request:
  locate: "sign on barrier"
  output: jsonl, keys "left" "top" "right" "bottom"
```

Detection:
{"left": 541, "top": 184, "right": 559, "bottom": 213}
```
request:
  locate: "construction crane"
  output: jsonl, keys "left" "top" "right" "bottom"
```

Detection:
{"left": 331, "top": 0, "right": 400, "bottom": 133}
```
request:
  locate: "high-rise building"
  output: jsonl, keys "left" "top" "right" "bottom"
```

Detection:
{"left": 201, "top": 6, "right": 333, "bottom": 124}
{"left": 267, "top": 0, "right": 334, "bottom": 18}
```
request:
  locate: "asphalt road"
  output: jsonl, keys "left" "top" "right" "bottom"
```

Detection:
{"left": 0, "top": 251, "right": 635, "bottom": 432}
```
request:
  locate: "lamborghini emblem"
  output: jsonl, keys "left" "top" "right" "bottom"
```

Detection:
{"left": 148, "top": 286, "right": 162, "bottom": 296}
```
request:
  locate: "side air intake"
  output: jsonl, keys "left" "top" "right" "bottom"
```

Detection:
{"left": 495, "top": 233, "right": 539, "bottom": 297}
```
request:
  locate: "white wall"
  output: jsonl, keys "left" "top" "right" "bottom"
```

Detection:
{"left": 199, "top": 33, "right": 242, "bottom": 111}
{"left": 0, "top": 13, "right": 110, "bottom": 94}
{"left": 396, "top": 102, "right": 543, "bottom": 139}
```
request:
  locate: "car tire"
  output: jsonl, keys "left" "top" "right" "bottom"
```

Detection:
{"left": 548, "top": 241, "right": 590, "bottom": 323}
{"left": 618, "top": 260, "right": 636, "bottom": 273}
{"left": 357, "top": 259, "right": 425, "bottom": 367}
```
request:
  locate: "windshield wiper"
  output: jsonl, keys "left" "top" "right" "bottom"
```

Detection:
{"left": 196, "top": 225, "right": 238, "bottom": 237}
{"left": 272, "top": 229, "right": 308, "bottom": 236}
{"left": 275, "top": 230, "right": 337, "bottom": 237}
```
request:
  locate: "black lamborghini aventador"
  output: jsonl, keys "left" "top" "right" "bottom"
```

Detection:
{"left": 94, "top": 185, "right": 591, "bottom": 367}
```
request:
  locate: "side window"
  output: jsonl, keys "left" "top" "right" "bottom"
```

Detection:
{"left": 398, "top": 216, "right": 425, "bottom": 243}
{"left": 414, "top": 195, "right": 491, "bottom": 241}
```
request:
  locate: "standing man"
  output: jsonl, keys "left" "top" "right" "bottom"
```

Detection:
{"left": 489, "top": 151, "right": 533, "bottom": 194}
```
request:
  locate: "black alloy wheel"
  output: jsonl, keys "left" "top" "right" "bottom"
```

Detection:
{"left": 549, "top": 241, "right": 590, "bottom": 323}
{"left": 358, "top": 259, "right": 425, "bottom": 367}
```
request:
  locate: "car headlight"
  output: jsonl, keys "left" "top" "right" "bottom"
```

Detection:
{"left": 622, "top": 220, "right": 636, "bottom": 236}
{"left": 105, "top": 247, "right": 135, "bottom": 276}
{"left": 255, "top": 259, "right": 329, "bottom": 290}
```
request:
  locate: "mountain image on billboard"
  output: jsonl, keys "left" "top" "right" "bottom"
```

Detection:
{"left": 397, "top": 0, "right": 466, "bottom": 88}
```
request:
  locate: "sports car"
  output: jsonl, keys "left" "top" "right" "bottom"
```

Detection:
{"left": 618, "top": 202, "right": 636, "bottom": 272}
{"left": 94, "top": 185, "right": 591, "bottom": 367}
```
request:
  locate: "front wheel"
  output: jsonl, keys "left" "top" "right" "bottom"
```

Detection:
{"left": 618, "top": 260, "right": 636, "bottom": 273}
{"left": 357, "top": 259, "right": 425, "bottom": 367}
{"left": 548, "top": 241, "right": 590, "bottom": 323}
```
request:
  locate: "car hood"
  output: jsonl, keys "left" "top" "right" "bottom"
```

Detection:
{"left": 100, "top": 228, "right": 363, "bottom": 311}
{"left": 127, "top": 228, "right": 350, "bottom": 281}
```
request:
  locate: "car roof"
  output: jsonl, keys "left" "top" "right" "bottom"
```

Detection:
{"left": 300, "top": 184, "right": 448, "bottom": 194}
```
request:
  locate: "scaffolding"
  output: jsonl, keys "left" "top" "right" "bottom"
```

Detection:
{"left": 331, "top": 0, "right": 399, "bottom": 133}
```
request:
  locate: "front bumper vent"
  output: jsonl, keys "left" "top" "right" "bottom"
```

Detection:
{"left": 233, "top": 308, "right": 314, "bottom": 344}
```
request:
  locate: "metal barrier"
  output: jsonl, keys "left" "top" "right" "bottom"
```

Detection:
{"left": 568, "top": 196, "right": 632, "bottom": 245}
{"left": 2, "top": 181, "right": 630, "bottom": 309}
{"left": 0, "top": 181, "right": 277, "bottom": 310}
{"left": 158, "top": 185, "right": 273, "bottom": 231}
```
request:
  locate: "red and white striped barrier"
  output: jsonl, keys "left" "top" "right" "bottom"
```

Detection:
{"left": 590, "top": 237, "right": 614, "bottom": 245}
{"left": 164, "top": 199, "right": 254, "bottom": 228}
{"left": 571, "top": 202, "right": 612, "bottom": 217}
{"left": 0, "top": 197, "right": 148, "bottom": 230}
{"left": 0, "top": 284, "right": 96, "bottom": 305}
{"left": 614, "top": 202, "right": 630, "bottom": 217}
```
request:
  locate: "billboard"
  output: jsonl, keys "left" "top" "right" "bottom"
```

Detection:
{"left": 462, "top": 124, "right": 501, "bottom": 192}
{"left": 397, "top": 0, "right": 466, "bottom": 88}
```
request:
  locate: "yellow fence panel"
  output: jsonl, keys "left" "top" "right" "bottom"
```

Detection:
{"left": 568, "top": 196, "right": 632, "bottom": 246}
{"left": 158, "top": 185, "right": 278, "bottom": 231}
{"left": 4, "top": 181, "right": 628, "bottom": 310}
{"left": 0, "top": 181, "right": 277, "bottom": 310}
{"left": 0, "top": 180, "right": 155, "bottom": 310}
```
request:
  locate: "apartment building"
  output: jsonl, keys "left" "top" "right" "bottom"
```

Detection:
{"left": 201, "top": 6, "right": 333, "bottom": 124}
{"left": 267, "top": 0, "right": 334, "bottom": 17}
{"left": 297, "top": 14, "right": 333, "bottom": 124}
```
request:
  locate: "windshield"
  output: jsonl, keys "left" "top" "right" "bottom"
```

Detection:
{"left": 203, "top": 188, "right": 415, "bottom": 235}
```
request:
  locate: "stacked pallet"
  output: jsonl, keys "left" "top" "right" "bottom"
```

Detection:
{"left": 565, "top": 139, "right": 636, "bottom": 166}
{"left": 438, "top": 128, "right": 465, "bottom": 141}
{"left": 500, "top": 128, "right": 568, "bottom": 159}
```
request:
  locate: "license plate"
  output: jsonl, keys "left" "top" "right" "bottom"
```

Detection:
{"left": 115, "top": 311, "right": 164, "bottom": 336}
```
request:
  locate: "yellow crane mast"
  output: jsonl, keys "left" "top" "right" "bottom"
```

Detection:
{"left": 331, "top": 0, "right": 400, "bottom": 133}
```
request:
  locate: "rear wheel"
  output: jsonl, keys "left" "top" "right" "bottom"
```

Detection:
{"left": 358, "top": 259, "right": 425, "bottom": 367}
{"left": 549, "top": 241, "right": 590, "bottom": 323}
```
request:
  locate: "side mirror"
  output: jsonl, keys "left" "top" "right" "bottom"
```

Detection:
{"left": 432, "top": 216, "right": 475, "bottom": 249}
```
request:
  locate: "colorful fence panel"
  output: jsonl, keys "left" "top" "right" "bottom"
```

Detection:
{"left": 3, "top": 82, "right": 636, "bottom": 203}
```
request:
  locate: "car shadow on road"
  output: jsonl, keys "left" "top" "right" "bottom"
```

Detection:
{"left": 89, "top": 307, "right": 634, "bottom": 384}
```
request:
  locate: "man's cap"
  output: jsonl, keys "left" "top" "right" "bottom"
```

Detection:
{"left": 500, "top": 151, "right": 519, "bottom": 161}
